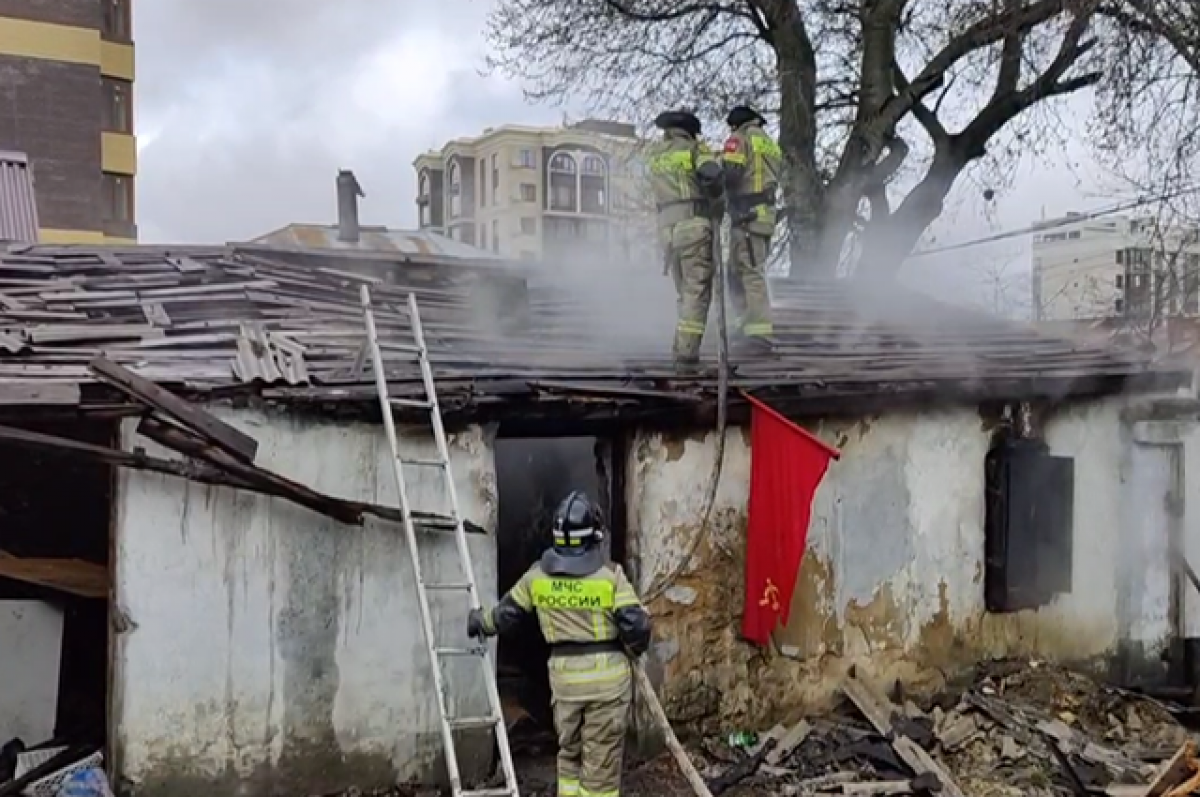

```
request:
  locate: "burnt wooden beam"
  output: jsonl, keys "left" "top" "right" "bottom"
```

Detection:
{"left": 88, "top": 355, "right": 259, "bottom": 461}
{"left": 0, "top": 422, "right": 266, "bottom": 497}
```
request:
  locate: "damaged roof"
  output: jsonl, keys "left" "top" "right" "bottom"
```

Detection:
{"left": 0, "top": 242, "right": 1185, "bottom": 423}
{"left": 249, "top": 223, "right": 504, "bottom": 262}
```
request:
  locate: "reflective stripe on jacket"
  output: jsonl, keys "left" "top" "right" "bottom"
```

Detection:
{"left": 646, "top": 129, "right": 718, "bottom": 229}
{"left": 721, "top": 122, "right": 782, "bottom": 232}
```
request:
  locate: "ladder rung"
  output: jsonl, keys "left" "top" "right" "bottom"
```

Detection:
{"left": 425, "top": 582, "right": 472, "bottom": 591}
{"left": 400, "top": 457, "right": 445, "bottom": 468}
{"left": 436, "top": 646, "right": 488, "bottom": 657}
{"left": 449, "top": 715, "right": 502, "bottom": 730}
{"left": 461, "top": 789, "right": 516, "bottom": 797}
{"left": 389, "top": 397, "right": 431, "bottom": 410}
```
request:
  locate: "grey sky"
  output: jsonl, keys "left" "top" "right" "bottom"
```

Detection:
{"left": 132, "top": 0, "right": 1115, "bottom": 292}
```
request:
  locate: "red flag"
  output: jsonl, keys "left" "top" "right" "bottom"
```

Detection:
{"left": 742, "top": 394, "right": 841, "bottom": 645}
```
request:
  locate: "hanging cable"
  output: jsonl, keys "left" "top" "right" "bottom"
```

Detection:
{"left": 645, "top": 216, "right": 731, "bottom": 605}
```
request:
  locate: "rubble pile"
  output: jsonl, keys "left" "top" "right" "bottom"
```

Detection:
{"left": 677, "top": 659, "right": 1200, "bottom": 796}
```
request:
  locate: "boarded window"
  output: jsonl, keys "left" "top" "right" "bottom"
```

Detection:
{"left": 984, "top": 438, "right": 1075, "bottom": 612}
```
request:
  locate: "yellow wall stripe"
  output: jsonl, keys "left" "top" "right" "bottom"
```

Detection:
{"left": 0, "top": 18, "right": 135, "bottom": 81}
{"left": 38, "top": 228, "right": 106, "bottom": 244}
{"left": 101, "top": 132, "right": 137, "bottom": 175}
{"left": 104, "top": 235, "right": 137, "bottom": 244}
{"left": 0, "top": 17, "right": 100, "bottom": 65}
{"left": 100, "top": 40, "right": 134, "bottom": 80}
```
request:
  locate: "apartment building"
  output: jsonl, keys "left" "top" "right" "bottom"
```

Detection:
{"left": 0, "top": 0, "right": 137, "bottom": 243}
{"left": 1032, "top": 212, "right": 1200, "bottom": 322}
{"left": 413, "top": 120, "right": 653, "bottom": 265}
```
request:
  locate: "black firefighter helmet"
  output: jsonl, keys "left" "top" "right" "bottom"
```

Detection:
{"left": 726, "top": 105, "right": 766, "bottom": 129}
{"left": 551, "top": 490, "right": 605, "bottom": 552}
{"left": 654, "top": 109, "right": 702, "bottom": 138}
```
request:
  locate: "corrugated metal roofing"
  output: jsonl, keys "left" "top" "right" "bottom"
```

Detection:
{"left": 0, "top": 151, "right": 39, "bottom": 244}
{"left": 249, "top": 224, "right": 503, "bottom": 261}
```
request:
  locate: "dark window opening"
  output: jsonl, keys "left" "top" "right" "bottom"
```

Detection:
{"left": 0, "top": 418, "right": 116, "bottom": 766}
{"left": 101, "top": 79, "right": 132, "bottom": 134}
{"left": 102, "top": 0, "right": 131, "bottom": 41}
{"left": 102, "top": 173, "right": 133, "bottom": 224}
{"left": 984, "top": 437, "right": 1075, "bottom": 613}
{"left": 494, "top": 437, "right": 619, "bottom": 737}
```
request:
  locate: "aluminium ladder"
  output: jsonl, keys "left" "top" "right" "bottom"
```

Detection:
{"left": 358, "top": 285, "right": 520, "bottom": 797}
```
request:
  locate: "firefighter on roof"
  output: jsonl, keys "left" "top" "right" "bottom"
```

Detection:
{"left": 469, "top": 491, "right": 652, "bottom": 797}
{"left": 720, "top": 104, "right": 780, "bottom": 353}
{"left": 645, "top": 109, "right": 726, "bottom": 368}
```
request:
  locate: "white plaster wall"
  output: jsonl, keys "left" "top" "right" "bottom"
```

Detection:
{"left": 0, "top": 601, "right": 63, "bottom": 743}
{"left": 110, "top": 408, "right": 498, "bottom": 791}
{"left": 628, "top": 397, "right": 1137, "bottom": 690}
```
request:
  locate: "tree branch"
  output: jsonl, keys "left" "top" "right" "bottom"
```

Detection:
{"left": 880, "top": 0, "right": 1070, "bottom": 128}
{"left": 959, "top": 3, "right": 1104, "bottom": 158}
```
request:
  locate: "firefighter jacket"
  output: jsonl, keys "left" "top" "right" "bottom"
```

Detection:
{"left": 721, "top": 122, "right": 783, "bottom": 237}
{"left": 480, "top": 546, "right": 652, "bottom": 701}
{"left": 645, "top": 129, "right": 721, "bottom": 231}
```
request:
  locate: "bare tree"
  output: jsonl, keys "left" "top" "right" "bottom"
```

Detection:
{"left": 484, "top": 0, "right": 1200, "bottom": 281}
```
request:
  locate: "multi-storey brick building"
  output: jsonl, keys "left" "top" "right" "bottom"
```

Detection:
{"left": 0, "top": 0, "right": 137, "bottom": 243}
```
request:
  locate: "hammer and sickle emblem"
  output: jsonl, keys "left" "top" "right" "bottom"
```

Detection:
{"left": 758, "top": 579, "right": 781, "bottom": 611}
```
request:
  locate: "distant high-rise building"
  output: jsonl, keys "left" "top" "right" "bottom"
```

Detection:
{"left": 0, "top": 0, "right": 137, "bottom": 243}
{"left": 413, "top": 120, "right": 654, "bottom": 266}
{"left": 1032, "top": 212, "right": 1200, "bottom": 323}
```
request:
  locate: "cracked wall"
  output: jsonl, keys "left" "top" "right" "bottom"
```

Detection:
{"left": 110, "top": 408, "right": 499, "bottom": 797}
{"left": 627, "top": 397, "right": 1149, "bottom": 731}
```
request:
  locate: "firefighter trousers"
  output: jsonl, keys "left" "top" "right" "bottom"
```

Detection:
{"left": 549, "top": 652, "right": 633, "bottom": 797}
{"left": 728, "top": 229, "right": 772, "bottom": 338}
{"left": 663, "top": 217, "right": 714, "bottom": 361}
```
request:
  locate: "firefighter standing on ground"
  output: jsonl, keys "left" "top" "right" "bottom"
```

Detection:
{"left": 719, "top": 105, "right": 780, "bottom": 352}
{"left": 645, "top": 109, "right": 726, "bottom": 368}
{"left": 468, "top": 492, "right": 652, "bottom": 797}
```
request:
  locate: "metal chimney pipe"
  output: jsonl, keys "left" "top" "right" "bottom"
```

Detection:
{"left": 336, "top": 170, "right": 364, "bottom": 243}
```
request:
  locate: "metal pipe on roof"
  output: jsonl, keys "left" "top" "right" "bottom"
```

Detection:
{"left": 336, "top": 169, "right": 364, "bottom": 244}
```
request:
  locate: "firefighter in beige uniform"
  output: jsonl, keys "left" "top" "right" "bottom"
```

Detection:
{"left": 645, "top": 109, "right": 726, "bottom": 368}
{"left": 469, "top": 491, "right": 652, "bottom": 797}
{"left": 720, "top": 105, "right": 781, "bottom": 354}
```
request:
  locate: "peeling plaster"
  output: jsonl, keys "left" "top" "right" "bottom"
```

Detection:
{"left": 111, "top": 408, "right": 499, "bottom": 796}
{"left": 628, "top": 397, "right": 1163, "bottom": 729}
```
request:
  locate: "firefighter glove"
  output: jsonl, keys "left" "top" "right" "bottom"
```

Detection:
{"left": 467, "top": 608, "right": 487, "bottom": 640}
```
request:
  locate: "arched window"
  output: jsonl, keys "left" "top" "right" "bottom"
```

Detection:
{"left": 448, "top": 161, "right": 461, "bottom": 217}
{"left": 418, "top": 171, "right": 431, "bottom": 226}
{"left": 579, "top": 153, "right": 609, "bottom": 214}
{"left": 582, "top": 155, "right": 606, "bottom": 175}
{"left": 550, "top": 152, "right": 577, "bottom": 173}
{"left": 548, "top": 151, "right": 579, "bottom": 212}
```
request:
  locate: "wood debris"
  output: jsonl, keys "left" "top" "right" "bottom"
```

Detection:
{"left": 666, "top": 659, "right": 1200, "bottom": 797}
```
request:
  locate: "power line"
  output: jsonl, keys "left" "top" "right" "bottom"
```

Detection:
{"left": 906, "top": 182, "right": 1200, "bottom": 258}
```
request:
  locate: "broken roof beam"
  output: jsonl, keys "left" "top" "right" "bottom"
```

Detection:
{"left": 0, "top": 421, "right": 480, "bottom": 534}
{"left": 88, "top": 355, "right": 259, "bottom": 462}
